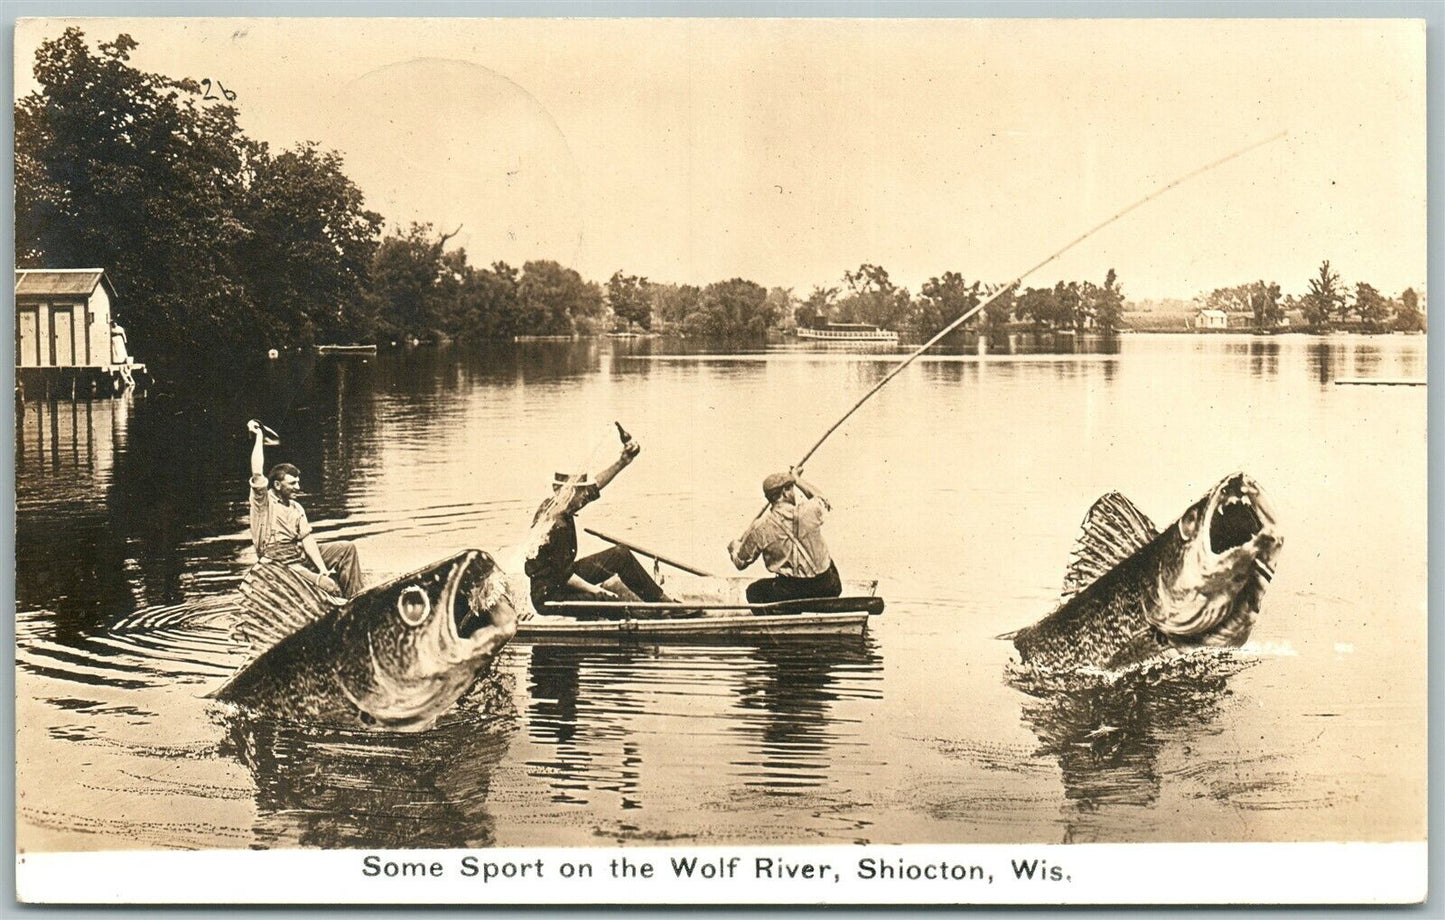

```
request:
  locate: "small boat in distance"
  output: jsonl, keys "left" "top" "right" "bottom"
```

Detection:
{"left": 521, "top": 574, "right": 884, "bottom": 642}
{"left": 795, "top": 322, "right": 899, "bottom": 343}
{"left": 315, "top": 344, "right": 378, "bottom": 357}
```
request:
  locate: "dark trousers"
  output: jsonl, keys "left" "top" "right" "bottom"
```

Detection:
{"left": 573, "top": 545, "right": 669, "bottom": 602}
{"left": 264, "top": 539, "right": 363, "bottom": 598}
{"left": 319, "top": 541, "right": 363, "bottom": 598}
{"left": 746, "top": 561, "right": 842, "bottom": 604}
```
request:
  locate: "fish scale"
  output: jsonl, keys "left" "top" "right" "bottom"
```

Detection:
{"left": 214, "top": 549, "right": 519, "bottom": 731}
{"left": 1013, "top": 474, "right": 1281, "bottom": 672}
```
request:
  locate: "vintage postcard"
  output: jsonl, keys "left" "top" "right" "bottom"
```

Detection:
{"left": 11, "top": 15, "right": 1428, "bottom": 905}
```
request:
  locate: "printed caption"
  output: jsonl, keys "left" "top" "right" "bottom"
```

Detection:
{"left": 361, "top": 853, "right": 1073, "bottom": 887}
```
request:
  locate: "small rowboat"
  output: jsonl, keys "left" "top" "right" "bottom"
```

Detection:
{"left": 518, "top": 575, "right": 883, "bottom": 642}
{"left": 315, "top": 344, "right": 377, "bottom": 357}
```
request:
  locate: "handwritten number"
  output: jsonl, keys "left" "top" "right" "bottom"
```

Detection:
{"left": 199, "top": 79, "right": 237, "bottom": 102}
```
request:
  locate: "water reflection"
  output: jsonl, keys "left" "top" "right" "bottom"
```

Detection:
{"left": 16, "top": 395, "right": 129, "bottom": 483}
{"left": 1224, "top": 339, "right": 1282, "bottom": 378}
{"left": 221, "top": 674, "right": 517, "bottom": 849}
{"left": 731, "top": 637, "right": 882, "bottom": 792}
{"left": 1351, "top": 345, "right": 1383, "bottom": 378}
{"left": 525, "top": 638, "right": 881, "bottom": 803}
{"left": 1308, "top": 341, "right": 1335, "bottom": 385}
{"left": 525, "top": 644, "right": 649, "bottom": 807}
{"left": 1010, "top": 656, "right": 1249, "bottom": 842}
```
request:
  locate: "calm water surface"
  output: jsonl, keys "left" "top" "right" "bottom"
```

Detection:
{"left": 14, "top": 334, "right": 1427, "bottom": 850}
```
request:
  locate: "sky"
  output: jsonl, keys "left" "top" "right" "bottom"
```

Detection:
{"left": 14, "top": 17, "right": 1428, "bottom": 301}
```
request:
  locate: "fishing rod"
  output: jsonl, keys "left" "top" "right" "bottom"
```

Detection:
{"left": 786, "top": 129, "right": 1288, "bottom": 476}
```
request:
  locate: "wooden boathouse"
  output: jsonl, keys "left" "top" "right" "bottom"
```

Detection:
{"left": 15, "top": 268, "right": 145, "bottom": 397}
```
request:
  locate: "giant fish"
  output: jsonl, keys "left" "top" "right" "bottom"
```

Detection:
{"left": 214, "top": 549, "right": 519, "bottom": 731}
{"left": 1011, "top": 472, "right": 1281, "bottom": 670}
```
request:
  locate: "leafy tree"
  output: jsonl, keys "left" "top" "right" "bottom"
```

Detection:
{"left": 1085, "top": 269, "right": 1125, "bottom": 334}
{"left": 1055, "top": 280, "right": 1086, "bottom": 332}
{"left": 15, "top": 28, "right": 383, "bottom": 371}
{"left": 517, "top": 260, "right": 603, "bottom": 336}
{"left": 365, "top": 224, "right": 458, "bottom": 340}
{"left": 16, "top": 29, "right": 255, "bottom": 368}
{"left": 1247, "top": 280, "right": 1284, "bottom": 332}
{"left": 1015, "top": 286, "right": 1061, "bottom": 330}
{"left": 240, "top": 142, "right": 382, "bottom": 344}
{"left": 1395, "top": 288, "right": 1425, "bottom": 332}
{"left": 445, "top": 261, "right": 521, "bottom": 341}
{"left": 836, "top": 263, "right": 910, "bottom": 329}
{"left": 915, "top": 271, "right": 983, "bottom": 339}
{"left": 1352, "top": 282, "right": 1391, "bottom": 333}
{"left": 765, "top": 288, "right": 796, "bottom": 331}
{"left": 607, "top": 271, "right": 653, "bottom": 331}
{"left": 685, "top": 278, "right": 773, "bottom": 338}
{"left": 1302, "top": 260, "right": 1344, "bottom": 331}
{"left": 1203, "top": 284, "right": 1254, "bottom": 315}
{"left": 651, "top": 283, "right": 702, "bottom": 328}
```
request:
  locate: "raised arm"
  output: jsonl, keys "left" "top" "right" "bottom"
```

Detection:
{"left": 593, "top": 437, "right": 641, "bottom": 491}
{"left": 791, "top": 471, "right": 829, "bottom": 510}
{"left": 247, "top": 420, "right": 266, "bottom": 480}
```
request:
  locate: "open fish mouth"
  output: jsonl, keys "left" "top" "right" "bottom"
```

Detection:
{"left": 1207, "top": 474, "right": 1279, "bottom": 583}
{"left": 451, "top": 552, "right": 497, "bottom": 640}
{"left": 1210, "top": 490, "right": 1262, "bottom": 554}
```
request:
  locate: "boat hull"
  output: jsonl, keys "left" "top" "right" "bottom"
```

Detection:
{"left": 520, "top": 575, "right": 882, "bottom": 643}
{"left": 517, "top": 609, "right": 872, "bottom": 642}
{"left": 795, "top": 329, "right": 898, "bottom": 342}
{"left": 315, "top": 344, "right": 377, "bottom": 356}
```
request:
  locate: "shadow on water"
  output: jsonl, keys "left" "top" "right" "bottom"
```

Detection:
{"left": 1008, "top": 653, "right": 1252, "bottom": 842}
{"left": 219, "top": 672, "right": 518, "bottom": 849}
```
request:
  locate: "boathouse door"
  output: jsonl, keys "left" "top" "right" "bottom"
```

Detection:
{"left": 17, "top": 308, "right": 40, "bottom": 366}
{"left": 51, "top": 308, "right": 75, "bottom": 367}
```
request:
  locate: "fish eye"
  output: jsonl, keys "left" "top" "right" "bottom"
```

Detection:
{"left": 396, "top": 585, "right": 431, "bottom": 626}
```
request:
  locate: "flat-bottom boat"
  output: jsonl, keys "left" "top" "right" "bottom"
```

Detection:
{"left": 315, "top": 344, "right": 377, "bottom": 356}
{"left": 519, "top": 575, "right": 883, "bottom": 642}
{"left": 235, "top": 555, "right": 883, "bottom": 645}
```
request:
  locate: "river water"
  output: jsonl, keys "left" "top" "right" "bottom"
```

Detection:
{"left": 14, "top": 333, "right": 1427, "bottom": 851}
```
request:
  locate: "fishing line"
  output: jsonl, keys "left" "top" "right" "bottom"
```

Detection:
{"left": 789, "top": 129, "right": 1289, "bottom": 474}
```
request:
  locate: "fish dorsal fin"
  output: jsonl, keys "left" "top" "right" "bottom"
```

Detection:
{"left": 234, "top": 559, "right": 340, "bottom": 658}
{"left": 1060, "top": 492, "right": 1158, "bottom": 599}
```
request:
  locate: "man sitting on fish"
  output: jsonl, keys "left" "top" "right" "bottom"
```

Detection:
{"left": 728, "top": 468, "right": 842, "bottom": 603}
{"left": 247, "top": 420, "right": 363, "bottom": 598}
{"left": 523, "top": 424, "right": 672, "bottom": 612}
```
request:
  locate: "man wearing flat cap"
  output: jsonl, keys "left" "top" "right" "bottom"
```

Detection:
{"left": 728, "top": 469, "right": 842, "bottom": 604}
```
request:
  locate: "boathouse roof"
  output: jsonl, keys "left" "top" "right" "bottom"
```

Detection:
{"left": 15, "top": 269, "right": 116, "bottom": 300}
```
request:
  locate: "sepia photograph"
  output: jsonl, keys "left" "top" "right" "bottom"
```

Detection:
{"left": 10, "top": 12, "right": 1430, "bottom": 905}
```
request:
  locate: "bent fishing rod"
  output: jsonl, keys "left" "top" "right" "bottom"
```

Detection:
{"left": 783, "top": 129, "right": 1288, "bottom": 479}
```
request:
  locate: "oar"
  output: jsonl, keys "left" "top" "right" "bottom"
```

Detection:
{"left": 583, "top": 527, "right": 714, "bottom": 577}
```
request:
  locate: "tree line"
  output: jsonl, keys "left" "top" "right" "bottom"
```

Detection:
{"left": 1197, "top": 261, "right": 1424, "bottom": 333}
{"left": 792, "top": 264, "right": 1127, "bottom": 339}
{"left": 17, "top": 31, "right": 1417, "bottom": 378}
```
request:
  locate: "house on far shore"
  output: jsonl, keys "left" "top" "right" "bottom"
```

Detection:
{"left": 15, "top": 268, "right": 145, "bottom": 397}
{"left": 1194, "top": 308, "right": 1229, "bottom": 330}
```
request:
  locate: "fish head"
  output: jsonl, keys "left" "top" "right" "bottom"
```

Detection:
{"left": 338, "top": 549, "right": 520, "bottom": 727}
{"left": 1153, "top": 472, "right": 1282, "bottom": 643}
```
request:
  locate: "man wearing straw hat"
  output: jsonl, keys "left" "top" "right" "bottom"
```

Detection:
{"left": 728, "top": 469, "right": 841, "bottom": 604}
{"left": 246, "top": 420, "right": 363, "bottom": 597}
{"left": 523, "top": 424, "right": 670, "bottom": 612}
